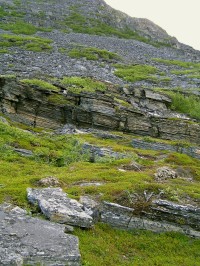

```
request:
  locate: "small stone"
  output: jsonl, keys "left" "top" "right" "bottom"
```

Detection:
{"left": 38, "top": 176, "right": 60, "bottom": 187}
{"left": 155, "top": 166, "right": 177, "bottom": 181}
{"left": 121, "top": 161, "right": 143, "bottom": 171}
{"left": 65, "top": 225, "right": 74, "bottom": 233}
{"left": 14, "top": 148, "right": 33, "bottom": 157}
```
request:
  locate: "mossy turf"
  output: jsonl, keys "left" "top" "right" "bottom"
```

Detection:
{"left": 153, "top": 58, "right": 200, "bottom": 80}
{"left": 114, "top": 64, "right": 170, "bottom": 84}
{"left": 20, "top": 79, "right": 59, "bottom": 91}
{"left": 1, "top": 120, "right": 200, "bottom": 206}
{"left": 75, "top": 223, "right": 200, "bottom": 266}
{"left": 0, "top": 118, "right": 200, "bottom": 265}
{"left": 0, "top": 34, "right": 52, "bottom": 52}
{"left": 154, "top": 88, "right": 200, "bottom": 120}
{"left": 68, "top": 46, "right": 120, "bottom": 61}
{"left": 61, "top": 76, "right": 107, "bottom": 93}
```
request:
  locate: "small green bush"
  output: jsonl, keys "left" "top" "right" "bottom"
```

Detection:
{"left": 0, "top": 21, "right": 38, "bottom": 35}
{"left": 153, "top": 58, "right": 200, "bottom": 68}
{"left": 48, "top": 94, "right": 70, "bottom": 105}
{"left": 20, "top": 79, "right": 59, "bottom": 92}
{"left": 114, "top": 64, "right": 159, "bottom": 82}
{"left": 0, "top": 19, "right": 52, "bottom": 35}
{"left": 61, "top": 77, "right": 107, "bottom": 93}
{"left": 68, "top": 47, "right": 120, "bottom": 61}
{"left": 0, "top": 34, "right": 52, "bottom": 52}
{"left": 155, "top": 89, "right": 200, "bottom": 120}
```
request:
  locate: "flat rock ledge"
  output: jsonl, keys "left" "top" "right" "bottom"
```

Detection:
{"left": 0, "top": 203, "right": 81, "bottom": 266}
{"left": 101, "top": 201, "right": 200, "bottom": 238}
{"left": 27, "top": 187, "right": 94, "bottom": 228}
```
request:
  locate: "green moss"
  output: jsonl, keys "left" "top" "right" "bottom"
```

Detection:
{"left": 68, "top": 46, "right": 120, "bottom": 61}
{"left": 114, "top": 64, "right": 159, "bottom": 82}
{"left": 114, "top": 98, "right": 132, "bottom": 108}
{"left": 75, "top": 223, "right": 200, "bottom": 266}
{"left": 0, "top": 34, "right": 52, "bottom": 52}
{"left": 48, "top": 94, "right": 71, "bottom": 105}
{"left": 61, "top": 77, "right": 107, "bottom": 94}
{"left": 0, "top": 49, "right": 8, "bottom": 53}
{"left": 153, "top": 58, "right": 200, "bottom": 68}
{"left": 0, "top": 21, "right": 38, "bottom": 35}
{"left": 20, "top": 79, "right": 59, "bottom": 92}
{"left": 154, "top": 89, "right": 200, "bottom": 120}
{"left": 0, "top": 19, "right": 52, "bottom": 35}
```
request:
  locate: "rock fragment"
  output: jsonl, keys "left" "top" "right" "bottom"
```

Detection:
{"left": 27, "top": 187, "right": 94, "bottom": 228}
{"left": 155, "top": 166, "right": 177, "bottom": 181}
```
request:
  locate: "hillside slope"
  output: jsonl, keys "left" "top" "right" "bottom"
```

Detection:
{"left": 0, "top": 0, "right": 200, "bottom": 265}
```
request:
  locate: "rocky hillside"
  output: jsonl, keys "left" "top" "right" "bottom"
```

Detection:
{"left": 0, "top": 0, "right": 200, "bottom": 265}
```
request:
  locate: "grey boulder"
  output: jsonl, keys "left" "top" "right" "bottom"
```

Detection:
{"left": 27, "top": 187, "right": 94, "bottom": 228}
{"left": 0, "top": 203, "right": 81, "bottom": 266}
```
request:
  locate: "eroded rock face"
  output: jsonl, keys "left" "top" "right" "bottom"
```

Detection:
{"left": 0, "top": 77, "right": 200, "bottom": 145}
{"left": 132, "top": 138, "right": 200, "bottom": 159}
{"left": 27, "top": 187, "right": 94, "bottom": 228}
{"left": 0, "top": 203, "right": 81, "bottom": 266}
{"left": 100, "top": 201, "right": 200, "bottom": 238}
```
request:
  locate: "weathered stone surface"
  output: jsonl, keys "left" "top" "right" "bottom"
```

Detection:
{"left": 120, "top": 161, "right": 144, "bottom": 171}
{"left": 150, "top": 200, "right": 200, "bottom": 231}
{"left": 82, "top": 143, "right": 128, "bottom": 159}
{"left": 27, "top": 187, "right": 94, "bottom": 228}
{"left": 1, "top": 77, "right": 200, "bottom": 145}
{"left": 100, "top": 201, "right": 200, "bottom": 238}
{"left": 38, "top": 176, "right": 60, "bottom": 187}
{"left": 0, "top": 116, "right": 8, "bottom": 124}
{"left": 80, "top": 196, "right": 100, "bottom": 221}
{"left": 155, "top": 166, "right": 177, "bottom": 181}
{"left": 132, "top": 138, "right": 200, "bottom": 159}
{"left": 0, "top": 203, "right": 81, "bottom": 266}
{"left": 14, "top": 148, "right": 33, "bottom": 157}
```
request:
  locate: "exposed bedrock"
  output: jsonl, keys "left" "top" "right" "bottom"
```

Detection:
{"left": 0, "top": 203, "right": 81, "bottom": 266}
{"left": 0, "top": 77, "right": 200, "bottom": 145}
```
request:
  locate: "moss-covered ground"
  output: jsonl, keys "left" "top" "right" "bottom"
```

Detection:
{"left": 0, "top": 103, "right": 200, "bottom": 264}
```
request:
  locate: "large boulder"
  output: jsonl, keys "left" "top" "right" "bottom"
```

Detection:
{"left": 27, "top": 187, "right": 94, "bottom": 228}
{"left": 0, "top": 203, "right": 81, "bottom": 266}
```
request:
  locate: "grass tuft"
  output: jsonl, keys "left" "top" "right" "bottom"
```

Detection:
{"left": 20, "top": 79, "right": 59, "bottom": 92}
{"left": 61, "top": 77, "right": 107, "bottom": 94}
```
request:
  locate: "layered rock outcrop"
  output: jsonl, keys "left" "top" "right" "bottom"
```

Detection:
{"left": 26, "top": 187, "right": 200, "bottom": 239}
{"left": 1, "top": 76, "right": 200, "bottom": 145}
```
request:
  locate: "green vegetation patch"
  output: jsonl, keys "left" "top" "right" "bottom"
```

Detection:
{"left": 153, "top": 58, "right": 200, "bottom": 68}
{"left": 48, "top": 94, "right": 70, "bottom": 105}
{"left": 0, "top": 34, "right": 52, "bottom": 52}
{"left": 0, "top": 21, "right": 38, "bottom": 35}
{"left": 0, "top": 5, "right": 24, "bottom": 18}
{"left": 61, "top": 77, "right": 107, "bottom": 94}
{"left": 154, "top": 58, "right": 200, "bottom": 79}
{"left": 154, "top": 88, "right": 200, "bottom": 120}
{"left": 114, "top": 64, "right": 159, "bottom": 82}
{"left": 20, "top": 79, "right": 59, "bottom": 92}
{"left": 76, "top": 223, "right": 200, "bottom": 266}
{"left": 0, "top": 118, "right": 200, "bottom": 265}
{"left": 68, "top": 46, "right": 120, "bottom": 61}
{"left": 0, "top": 20, "right": 52, "bottom": 35}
